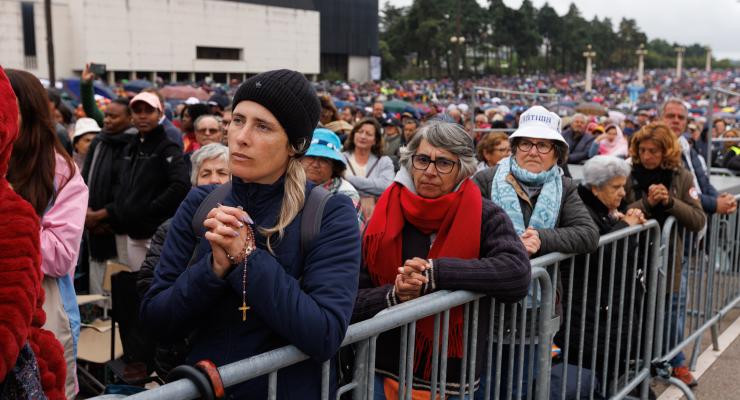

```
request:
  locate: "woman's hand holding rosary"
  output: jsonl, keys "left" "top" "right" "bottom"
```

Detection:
{"left": 203, "top": 204, "right": 255, "bottom": 279}
{"left": 204, "top": 204, "right": 257, "bottom": 321}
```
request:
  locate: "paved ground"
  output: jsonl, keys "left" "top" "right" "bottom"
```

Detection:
{"left": 656, "top": 307, "right": 740, "bottom": 400}
{"left": 693, "top": 334, "right": 740, "bottom": 399}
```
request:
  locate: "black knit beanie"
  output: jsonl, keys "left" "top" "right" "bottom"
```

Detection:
{"left": 232, "top": 69, "right": 320, "bottom": 154}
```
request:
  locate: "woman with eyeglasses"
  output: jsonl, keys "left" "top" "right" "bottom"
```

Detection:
{"left": 353, "top": 121, "right": 531, "bottom": 399}
{"left": 472, "top": 106, "right": 599, "bottom": 399}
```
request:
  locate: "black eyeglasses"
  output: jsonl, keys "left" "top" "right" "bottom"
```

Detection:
{"left": 411, "top": 154, "right": 458, "bottom": 174}
{"left": 517, "top": 140, "right": 554, "bottom": 154}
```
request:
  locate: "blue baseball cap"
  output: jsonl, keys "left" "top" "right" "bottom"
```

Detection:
{"left": 305, "top": 128, "right": 346, "bottom": 165}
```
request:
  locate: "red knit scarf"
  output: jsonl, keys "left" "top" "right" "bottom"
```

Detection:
{"left": 363, "top": 179, "right": 482, "bottom": 379}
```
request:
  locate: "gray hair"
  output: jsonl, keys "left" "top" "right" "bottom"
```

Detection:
{"left": 193, "top": 114, "right": 219, "bottom": 130}
{"left": 572, "top": 113, "right": 587, "bottom": 122}
{"left": 399, "top": 121, "right": 477, "bottom": 181}
{"left": 582, "top": 155, "right": 631, "bottom": 188}
{"left": 189, "top": 143, "right": 229, "bottom": 185}
{"left": 659, "top": 97, "right": 688, "bottom": 117}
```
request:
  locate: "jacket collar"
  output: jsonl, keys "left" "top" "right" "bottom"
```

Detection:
{"left": 232, "top": 175, "right": 286, "bottom": 223}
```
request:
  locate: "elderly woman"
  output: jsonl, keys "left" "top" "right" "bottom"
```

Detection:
{"left": 301, "top": 128, "right": 363, "bottom": 225}
{"left": 343, "top": 117, "right": 395, "bottom": 219}
{"left": 188, "top": 143, "right": 230, "bottom": 186}
{"left": 473, "top": 106, "right": 599, "bottom": 256}
{"left": 475, "top": 132, "right": 511, "bottom": 171}
{"left": 353, "top": 121, "right": 531, "bottom": 399}
{"left": 472, "top": 105, "right": 599, "bottom": 399}
{"left": 141, "top": 70, "right": 361, "bottom": 398}
{"left": 623, "top": 122, "right": 706, "bottom": 387}
{"left": 555, "top": 156, "right": 648, "bottom": 397}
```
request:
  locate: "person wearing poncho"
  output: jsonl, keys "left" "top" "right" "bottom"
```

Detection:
{"left": 353, "top": 121, "right": 531, "bottom": 398}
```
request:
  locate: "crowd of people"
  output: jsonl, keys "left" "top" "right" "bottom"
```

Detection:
{"left": 1, "top": 62, "right": 739, "bottom": 400}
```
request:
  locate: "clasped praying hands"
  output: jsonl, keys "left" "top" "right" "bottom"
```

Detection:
{"left": 203, "top": 204, "right": 255, "bottom": 278}
{"left": 394, "top": 257, "right": 430, "bottom": 303}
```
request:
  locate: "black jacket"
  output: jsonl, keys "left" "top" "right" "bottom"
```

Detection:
{"left": 555, "top": 185, "right": 645, "bottom": 392}
{"left": 115, "top": 125, "right": 190, "bottom": 239}
{"left": 136, "top": 219, "right": 171, "bottom": 299}
{"left": 562, "top": 129, "right": 595, "bottom": 164}
{"left": 81, "top": 127, "right": 135, "bottom": 260}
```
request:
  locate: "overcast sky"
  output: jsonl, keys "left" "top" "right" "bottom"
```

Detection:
{"left": 384, "top": 0, "right": 740, "bottom": 60}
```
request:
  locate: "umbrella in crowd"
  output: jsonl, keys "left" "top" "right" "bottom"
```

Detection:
{"left": 123, "top": 79, "right": 154, "bottom": 94}
{"left": 383, "top": 99, "right": 417, "bottom": 114}
{"left": 62, "top": 78, "right": 116, "bottom": 100}
{"left": 576, "top": 101, "right": 608, "bottom": 116}
{"left": 159, "top": 85, "right": 210, "bottom": 101}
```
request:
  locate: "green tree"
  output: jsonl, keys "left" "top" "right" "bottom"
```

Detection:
{"left": 536, "top": 2, "right": 562, "bottom": 72}
{"left": 616, "top": 18, "right": 647, "bottom": 67}
{"left": 511, "top": 0, "right": 542, "bottom": 72}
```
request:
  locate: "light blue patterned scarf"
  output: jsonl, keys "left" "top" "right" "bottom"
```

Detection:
{"left": 491, "top": 157, "right": 562, "bottom": 235}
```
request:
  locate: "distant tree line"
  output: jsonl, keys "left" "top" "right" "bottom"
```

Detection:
{"left": 379, "top": 0, "right": 732, "bottom": 79}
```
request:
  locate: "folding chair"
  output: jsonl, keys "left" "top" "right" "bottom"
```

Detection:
{"left": 76, "top": 261, "right": 132, "bottom": 395}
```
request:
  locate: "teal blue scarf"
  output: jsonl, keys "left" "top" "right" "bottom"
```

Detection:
{"left": 491, "top": 157, "right": 562, "bottom": 235}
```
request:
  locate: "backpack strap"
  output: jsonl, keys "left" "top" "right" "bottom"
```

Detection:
{"left": 364, "top": 157, "right": 380, "bottom": 177}
{"left": 300, "top": 185, "right": 332, "bottom": 257}
{"left": 187, "top": 182, "right": 233, "bottom": 267}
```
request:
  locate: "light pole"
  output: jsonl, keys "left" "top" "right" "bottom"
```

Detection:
{"left": 636, "top": 43, "right": 648, "bottom": 86}
{"left": 705, "top": 47, "right": 712, "bottom": 72}
{"left": 583, "top": 44, "right": 596, "bottom": 92}
{"left": 675, "top": 46, "right": 685, "bottom": 80}
{"left": 450, "top": 35, "right": 465, "bottom": 95}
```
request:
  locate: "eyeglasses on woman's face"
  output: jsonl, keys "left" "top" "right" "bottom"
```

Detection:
{"left": 411, "top": 154, "right": 458, "bottom": 174}
{"left": 517, "top": 139, "right": 554, "bottom": 154}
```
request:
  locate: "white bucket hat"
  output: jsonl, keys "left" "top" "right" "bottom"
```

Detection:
{"left": 509, "top": 105, "right": 568, "bottom": 147}
{"left": 73, "top": 117, "right": 101, "bottom": 139}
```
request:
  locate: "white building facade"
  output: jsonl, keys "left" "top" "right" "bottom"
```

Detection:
{"left": 1, "top": 0, "right": 320, "bottom": 82}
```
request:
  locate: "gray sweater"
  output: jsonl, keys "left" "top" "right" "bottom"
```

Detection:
{"left": 342, "top": 151, "right": 395, "bottom": 197}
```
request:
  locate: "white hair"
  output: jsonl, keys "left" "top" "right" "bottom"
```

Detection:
{"left": 582, "top": 155, "right": 631, "bottom": 188}
{"left": 189, "top": 143, "right": 229, "bottom": 185}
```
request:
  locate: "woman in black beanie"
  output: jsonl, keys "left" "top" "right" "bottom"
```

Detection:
{"left": 141, "top": 69, "right": 362, "bottom": 399}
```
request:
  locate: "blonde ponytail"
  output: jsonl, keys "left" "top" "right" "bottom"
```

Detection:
{"left": 259, "top": 156, "right": 306, "bottom": 254}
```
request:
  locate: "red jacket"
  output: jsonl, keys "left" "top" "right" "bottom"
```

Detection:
{"left": 0, "top": 67, "right": 66, "bottom": 399}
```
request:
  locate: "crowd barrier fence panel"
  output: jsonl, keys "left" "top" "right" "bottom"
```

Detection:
{"left": 651, "top": 194, "right": 740, "bottom": 399}
{"left": 92, "top": 201, "right": 740, "bottom": 400}
{"left": 111, "top": 268, "right": 556, "bottom": 400}
{"left": 547, "top": 221, "right": 661, "bottom": 400}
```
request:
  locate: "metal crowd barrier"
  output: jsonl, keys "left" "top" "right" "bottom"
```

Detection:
{"left": 92, "top": 203, "right": 740, "bottom": 399}
{"left": 96, "top": 267, "right": 555, "bottom": 400}
{"left": 549, "top": 221, "right": 662, "bottom": 400}
{"left": 651, "top": 194, "right": 740, "bottom": 399}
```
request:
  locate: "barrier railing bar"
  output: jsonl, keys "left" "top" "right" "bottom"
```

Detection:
{"left": 439, "top": 310, "right": 450, "bottom": 399}
{"left": 429, "top": 313, "right": 440, "bottom": 400}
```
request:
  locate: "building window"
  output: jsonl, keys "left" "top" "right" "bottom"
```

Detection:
{"left": 176, "top": 72, "right": 191, "bottom": 82}
{"left": 196, "top": 46, "right": 241, "bottom": 60}
{"left": 21, "top": 2, "right": 37, "bottom": 68}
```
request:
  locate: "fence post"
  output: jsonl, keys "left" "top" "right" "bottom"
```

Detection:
{"left": 533, "top": 267, "right": 557, "bottom": 400}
